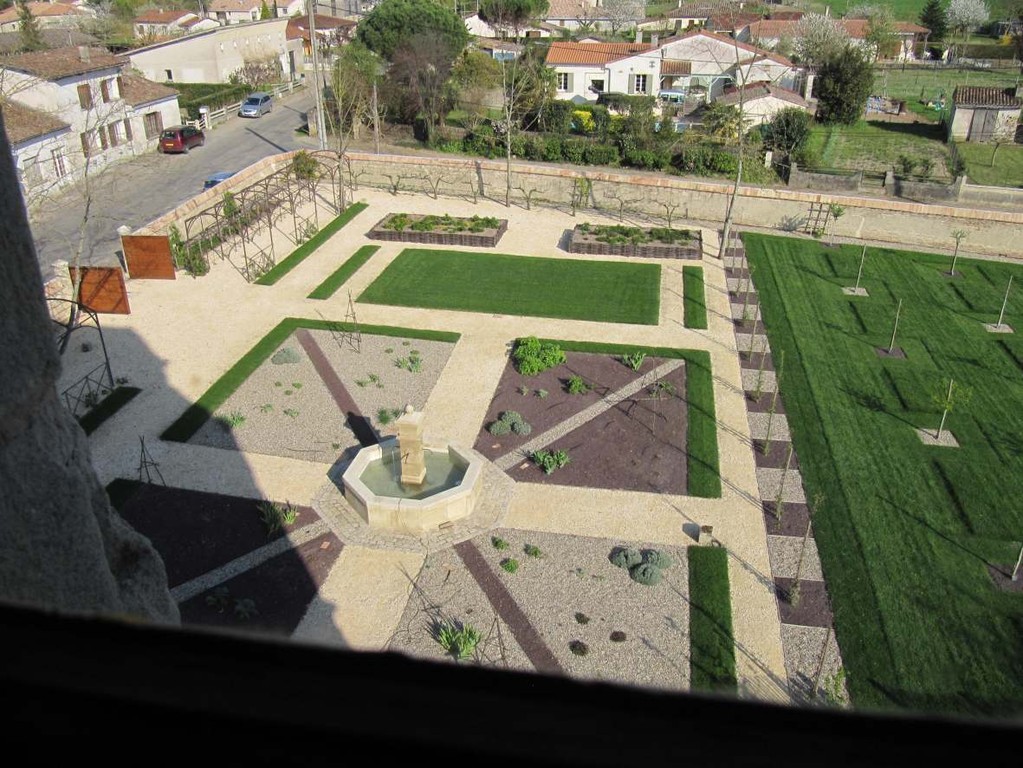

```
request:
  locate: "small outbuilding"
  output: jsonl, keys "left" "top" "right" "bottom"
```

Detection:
{"left": 948, "top": 86, "right": 1023, "bottom": 143}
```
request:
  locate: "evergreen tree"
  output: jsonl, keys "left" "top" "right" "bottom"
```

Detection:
{"left": 17, "top": 0, "right": 44, "bottom": 52}
{"left": 815, "top": 46, "right": 875, "bottom": 125}
{"left": 260, "top": 1, "right": 272, "bottom": 20}
{"left": 920, "top": 0, "right": 949, "bottom": 40}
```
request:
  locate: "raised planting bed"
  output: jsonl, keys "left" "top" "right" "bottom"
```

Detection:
{"left": 568, "top": 223, "right": 702, "bottom": 259}
{"left": 368, "top": 213, "right": 508, "bottom": 247}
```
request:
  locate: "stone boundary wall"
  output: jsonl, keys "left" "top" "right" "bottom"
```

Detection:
{"left": 959, "top": 180, "right": 1023, "bottom": 207}
{"left": 788, "top": 163, "right": 863, "bottom": 193}
{"left": 132, "top": 150, "right": 1023, "bottom": 259}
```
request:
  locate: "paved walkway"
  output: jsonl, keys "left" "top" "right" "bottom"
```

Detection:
{"left": 82, "top": 187, "right": 789, "bottom": 704}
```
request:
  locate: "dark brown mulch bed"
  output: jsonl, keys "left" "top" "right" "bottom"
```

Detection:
{"left": 752, "top": 440, "right": 799, "bottom": 470}
{"left": 763, "top": 502, "right": 813, "bottom": 537}
{"left": 774, "top": 577, "right": 833, "bottom": 628}
{"left": 567, "top": 227, "right": 701, "bottom": 259}
{"left": 506, "top": 366, "right": 688, "bottom": 495}
{"left": 987, "top": 563, "right": 1023, "bottom": 593}
{"left": 745, "top": 391, "right": 786, "bottom": 414}
{"left": 116, "top": 483, "right": 316, "bottom": 589}
{"left": 179, "top": 532, "right": 342, "bottom": 637}
{"left": 733, "top": 319, "right": 767, "bottom": 333}
{"left": 739, "top": 351, "right": 773, "bottom": 369}
{"left": 473, "top": 351, "right": 665, "bottom": 461}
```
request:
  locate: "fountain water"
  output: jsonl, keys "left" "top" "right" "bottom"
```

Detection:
{"left": 341, "top": 406, "right": 483, "bottom": 533}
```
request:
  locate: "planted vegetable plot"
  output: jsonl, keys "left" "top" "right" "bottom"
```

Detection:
{"left": 368, "top": 213, "right": 508, "bottom": 247}
{"left": 568, "top": 223, "right": 702, "bottom": 259}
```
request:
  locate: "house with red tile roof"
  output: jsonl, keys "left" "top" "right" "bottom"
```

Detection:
{"left": 0, "top": 2, "right": 92, "bottom": 34}
{"left": 741, "top": 17, "right": 930, "bottom": 61}
{"left": 1, "top": 47, "right": 180, "bottom": 201}
{"left": 715, "top": 81, "right": 810, "bottom": 128}
{"left": 546, "top": 29, "right": 804, "bottom": 104}
{"left": 133, "top": 10, "right": 218, "bottom": 39}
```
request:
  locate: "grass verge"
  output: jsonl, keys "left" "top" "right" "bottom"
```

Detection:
{"left": 683, "top": 266, "right": 708, "bottom": 329}
{"left": 78, "top": 387, "right": 141, "bottom": 435}
{"left": 954, "top": 141, "right": 1023, "bottom": 187}
{"left": 745, "top": 232, "right": 1023, "bottom": 715}
{"left": 688, "top": 546, "right": 736, "bottom": 694}
{"left": 161, "top": 318, "right": 460, "bottom": 442}
{"left": 538, "top": 338, "right": 721, "bottom": 498}
{"left": 359, "top": 249, "right": 661, "bottom": 325}
{"left": 308, "top": 245, "right": 379, "bottom": 299}
{"left": 254, "top": 202, "right": 368, "bottom": 286}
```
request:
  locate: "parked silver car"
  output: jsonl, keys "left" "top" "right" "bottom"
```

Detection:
{"left": 238, "top": 92, "right": 273, "bottom": 118}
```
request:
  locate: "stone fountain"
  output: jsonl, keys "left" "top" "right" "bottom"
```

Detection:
{"left": 341, "top": 406, "right": 483, "bottom": 533}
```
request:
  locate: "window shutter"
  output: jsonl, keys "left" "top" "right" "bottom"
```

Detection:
{"left": 628, "top": 74, "right": 635, "bottom": 94}
{"left": 123, "top": 118, "right": 133, "bottom": 142}
{"left": 101, "top": 79, "right": 110, "bottom": 103}
{"left": 116, "top": 76, "right": 124, "bottom": 99}
{"left": 78, "top": 84, "right": 92, "bottom": 109}
{"left": 566, "top": 73, "right": 573, "bottom": 92}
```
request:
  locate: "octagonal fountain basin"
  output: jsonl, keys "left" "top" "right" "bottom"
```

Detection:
{"left": 342, "top": 438, "right": 483, "bottom": 533}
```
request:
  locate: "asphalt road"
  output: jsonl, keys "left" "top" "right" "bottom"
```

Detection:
{"left": 29, "top": 88, "right": 317, "bottom": 281}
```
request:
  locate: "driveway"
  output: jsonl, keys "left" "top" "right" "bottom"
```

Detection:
{"left": 29, "top": 88, "right": 317, "bottom": 281}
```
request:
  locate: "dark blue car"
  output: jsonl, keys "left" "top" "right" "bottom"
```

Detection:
{"left": 203, "top": 171, "right": 235, "bottom": 190}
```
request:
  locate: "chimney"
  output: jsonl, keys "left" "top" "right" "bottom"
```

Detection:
{"left": 78, "top": 46, "right": 90, "bottom": 63}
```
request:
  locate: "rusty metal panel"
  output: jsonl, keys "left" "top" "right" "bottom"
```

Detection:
{"left": 69, "top": 266, "right": 131, "bottom": 315}
{"left": 122, "top": 234, "right": 175, "bottom": 280}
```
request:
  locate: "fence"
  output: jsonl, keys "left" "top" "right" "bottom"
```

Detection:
{"left": 185, "top": 79, "right": 305, "bottom": 131}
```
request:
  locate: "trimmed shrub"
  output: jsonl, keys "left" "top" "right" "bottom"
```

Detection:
{"left": 643, "top": 549, "right": 674, "bottom": 569}
{"left": 488, "top": 420, "right": 511, "bottom": 436}
{"left": 271, "top": 347, "right": 301, "bottom": 365}
{"left": 513, "top": 336, "right": 566, "bottom": 376}
{"left": 542, "top": 135, "right": 563, "bottom": 162}
{"left": 512, "top": 421, "right": 532, "bottom": 436}
{"left": 569, "top": 640, "right": 589, "bottom": 656}
{"left": 583, "top": 143, "right": 619, "bottom": 166}
{"left": 630, "top": 562, "right": 663, "bottom": 586}
{"left": 526, "top": 135, "right": 547, "bottom": 162}
{"left": 501, "top": 410, "right": 524, "bottom": 426}
{"left": 500, "top": 558, "right": 519, "bottom": 573}
{"left": 610, "top": 547, "right": 643, "bottom": 570}
{"left": 572, "top": 110, "right": 595, "bottom": 134}
{"left": 541, "top": 99, "right": 575, "bottom": 134}
{"left": 575, "top": 612, "right": 590, "bottom": 624}
{"left": 610, "top": 630, "right": 627, "bottom": 642}
{"left": 562, "top": 138, "right": 587, "bottom": 164}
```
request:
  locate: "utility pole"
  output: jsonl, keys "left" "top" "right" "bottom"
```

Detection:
{"left": 308, "top": 0, "right": 328, "bottom": 150}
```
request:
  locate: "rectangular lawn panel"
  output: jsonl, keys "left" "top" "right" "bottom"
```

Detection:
{"left": 358, "top": 249, "right": 661, "bottom": 325}
{"left": 745, "top": 233, "right": 1023, "bottom": 716}
{"left": 255, "top": 202, "right": 368, "bottom": 286}
{"left": 160, "top": 318, "right": 460, "bottom": 443}
{"left": 308, "top": 245, "right": 379, "bottom": 299}
{"left": 683, "top": 266, "right": 707, "bottom": 330}
{"left": 688, "top": 546, "right": 736, "bottom": 694}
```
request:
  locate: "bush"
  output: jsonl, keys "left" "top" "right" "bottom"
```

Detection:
{"left": 710, "top": 151, "right": 738, "bottom": 174}
{"left": 630, "top": 562, "right": 663, "bottom": 586}
{"left": 531, "top": 448, "right": 570, "bottom": 474}
{"left": 582, "top": 143, "right": 620, "bottom": 166}
{"left": 513, "top": 336, "right": 566, "bottom": 376}
{"left": 572, "top": 110, "right": 595, "bottom": 134}
{"left": 501, "top": 410, "right": 523, "bottom": 426}
{"left": 569, "top": 640, "right": 589, "bottom": 656}
{"left": 512, "top": 420, "right": 532, "bottom": 436}
{"left": 562, "top": 138, "right": 587, "bottom": 164}
{"left": 542, "top": 135, "right": 563, "bottom": 162}
{"left": 491, "top": 536, "right": 509, "bottom": 550}
{"left": 271, "top": 347, "right": 301, "bottom": 365}
{"left": 488, "top": 419, "right": 511, "bottom": 436}
{"left": 624, "top": 148, "right": 667, "bottom": 170}
{"left": 566, "top": 375, "right": 590, "bottom": 395}
{"left": 610, "top": 630, "right": 627, "bottom": 642}
{"left": 541, "top": 100, "right": 575, "bottom": 134}
{"left": 525, "top": 135, "right": 546, "bottom": 162}
{"left": 610, "top": 547, "right": 643, "bottom": 569}
{"left": 591, "top": 105, "right": 611, "bottom": 141}
{"left": 643, "top": 549, "right": 674, "bottom": 569}
{"left": 500, "top": 558, "right": 519, "bottom": 573}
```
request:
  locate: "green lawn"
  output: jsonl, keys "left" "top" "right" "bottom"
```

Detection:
{"left": 683, "top": 266, "right": 708, "bottom": 330}
{"left": 308, "top": 245, "right": 379, "bottom": 299}
{"left": 806, "top": 120, "right": 952, "bottom": 178}
{"left": 255, "top": 203, "right": 368, "bottom": 286}
{"left": 745, "top": 233, "right": 1023, "bottom": 716}
{"left": 688, "top": 546, "right": 737, "bottom": 694}
{"left": 358, "top": 249, "right": 661, "bottom": 325}
{"left": 955, "top": 142, "right": 1023, "bottom": 187}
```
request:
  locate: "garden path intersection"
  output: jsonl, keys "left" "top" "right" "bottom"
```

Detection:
{"left": 82, "top": 187, "right": 820, "bottom": 704}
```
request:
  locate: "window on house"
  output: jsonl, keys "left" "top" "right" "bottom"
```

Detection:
{"left": 634, "top": 74, "right": 648, "bottom": 94}
{"left": 123, "top": 118, "right": 133, "bottom": 142}
{"left": 590, "top": 79, "right": 605, "bottom": 93}
{"left": 101, "top": 78, "right": 111, "bottom": 102}
{"left": 23, "top": 156, "right": 42, "bottom": 189}
{"left": 51, "top": 148, "right": 68, "bottom": 179}
{"left": 77, "top": 84, "right": 92, "bottom": 110}
{"left": 143, "top": 111, "right": 162, "bottom": 139}
{"left": 165, "top": 69, "right": 173, "bottom": 81}
{"left": 107, "top": 123, "right": 120, "bottom": 147}
{"left": 557, "top": 72, "right": 570, "bottom": 91}
{"left": 80, "top": 131, "right": 95, "bottom": 158}
{"left": 99, "top": 127, "right": 109, "bottom": 151}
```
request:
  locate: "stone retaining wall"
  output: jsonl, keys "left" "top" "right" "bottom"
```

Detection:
{"left": 367, "top": 214, "right": 508, "bottom": 247}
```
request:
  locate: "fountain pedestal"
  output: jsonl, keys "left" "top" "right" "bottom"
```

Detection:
{"left": 396, "top": 407, "right": 427, "bottom": 486}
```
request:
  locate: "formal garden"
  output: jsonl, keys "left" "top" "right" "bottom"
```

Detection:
{"left": 744, "top": 233, "right": 1023, "bottom": 715}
